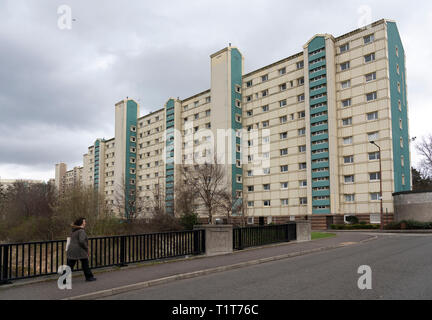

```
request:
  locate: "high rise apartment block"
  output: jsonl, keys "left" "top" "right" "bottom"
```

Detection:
{"left": 55, "top": 20, "right": 411, "bottom": 228}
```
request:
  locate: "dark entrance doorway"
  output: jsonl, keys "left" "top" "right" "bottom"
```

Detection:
{"left": 326, "top": 216, "right": 334, "bottom": 229}
{"left": 259, "top": 217, "right": 265, "bottom": 226}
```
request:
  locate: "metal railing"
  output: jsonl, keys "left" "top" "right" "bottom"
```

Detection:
{"left": 233, "top": 223, "right": 296, "bottom": 250}
{"left": 0, "top": 229, "right": 205, "bottom": 284}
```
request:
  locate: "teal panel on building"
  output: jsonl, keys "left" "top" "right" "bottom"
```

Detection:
{"left": 231, "top": 48, "right": 243, "bottom": 203}
{"left": 387, "top": 22, "right": 411, "bottom": 192}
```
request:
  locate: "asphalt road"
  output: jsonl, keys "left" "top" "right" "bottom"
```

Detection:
{"left": 102, "top": 234, "right": 432, "bottom": 300}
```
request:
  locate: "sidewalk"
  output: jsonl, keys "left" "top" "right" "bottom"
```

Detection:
{"left": 0, "top": 232, "right": 376, "bottom": 300}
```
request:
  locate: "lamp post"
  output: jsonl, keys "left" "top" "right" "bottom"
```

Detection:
{"left": 370, "top": 141, "right": 383, "bottom": 230}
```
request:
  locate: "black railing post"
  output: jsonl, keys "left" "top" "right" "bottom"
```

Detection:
{"left": 0, "top": 245, "right": 12, "bottom": 285}
{"left": 201, "top": 230, "right": 205, "bottom": 254}
{"left": 193, "top": 230, "right": 200, "bottom": 255}
{"left": 238, "top": 228, "right": 243, "bottom": 250}
{"left": 285, "top": 224, "right": 290, "bottom": 242}
{"left": 118, "top": 236, "right": 128, "bottom": 267}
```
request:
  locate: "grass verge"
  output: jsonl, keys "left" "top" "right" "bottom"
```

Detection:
{"left": 311, "top": 232, "right": 336, "bottom": 240}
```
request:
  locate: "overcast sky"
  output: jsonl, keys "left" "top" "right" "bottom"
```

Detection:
{"left": 0, "top": 0, "right": 431, "bottom": 181}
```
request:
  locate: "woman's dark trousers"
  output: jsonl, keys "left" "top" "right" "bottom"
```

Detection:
{"left": 67, "top": 259, "right": 94, "bottom": 280}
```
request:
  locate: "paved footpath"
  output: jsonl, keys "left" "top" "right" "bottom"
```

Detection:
{"left": 0, "top": 232, "right": 376, "bottom": 300}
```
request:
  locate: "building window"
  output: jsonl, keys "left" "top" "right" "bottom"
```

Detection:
{"left": 298, "top": 111, "right": 305, "bottom": 118}
{"left": 366, "top": 92, "right": 377, "bottom": 102}
{"left": 280, "top": 132, "right": 288, "bottom": 139}
{"left": 280, "top": 148, "right": 288, "bottom": 156}
{"left": 263, "top": 200, "right": 271, "bottom": 207}
{"left": 365, "top": 72, "right": 377, "bottom": 82}
{"left": 341, "top": 80, "right": 351, "bottom": 89}
{"left": 297, "top": 61, "right": 304, "bottom": 69}
{"left": 280, "top": 83, "right": 287, "bottom": 91}
{"left": 262, "top": 120, "right": 269, "bottom": 127}
{"left": 280, "top": 100, "right": 287, "bottom": 107}
{"left": 340, "top": 43, "right": 349, "bottom": 53}
{"left": 280, "top": 116, "right": 287, "bottom": 124}
{"left": 342, "top": 118, "right": 352, "bottom": 126}
{"left": 343, "top": 136, "right": 353, "bottom": 145}
{"left": 279, "top": 67, "right": 286, "bottom": 75}
{"left": 298, "top": 94, "right": 305, "bottom": 102}
{"left": 344, "top": 155, "right": 354, "bottom": 164}
{"left": 247, "top": 217, "right": 254, "bottom": 224}
{"left": 369, "top": 151, "right": 380, "bottom": 160}
{"left": 396, "top": 64, "right": 400, "bottom": 75}
{"left": 299, "top": 163, "right": 307, "bottom": 170}
{"left": 247, "top": 186, "right": 254, "bottom": 192}
{"left": 368, "top": 132, "right": 379, "bottom": 141}
{"left": 340, "top": 61, "right": 350, "bottom": 71}
{"left": 367, "top": 112, "right": 379, "bottom": 121}
{"left": 247, "top": 201, "right": 254, "bottom": 207}
{"left": 262, "top": 89, "right": 268, "bottom": 97}
{"left": 280, "top": 165, "right": 288, "bottom": 172}
{"left": 370, "top": 172, "right": 381, "bottom": 181}
{"left": 345, "top": 194, "right": 355, "bottom": 202}
{"left": 364, "top": 53, "right": 376, "bottom": 63}
{"left": 400, "top": 137, "right": 404, "bottom": 148}
{"left": 364, "top": 34, "right": 375, "bottom": 44}
{"left": 298, "top": 77, "right": 305, "bottom": 86}
{"left": 300, "top": 197, "right": 307, "bottom": 205}
{"left": 261, "top": 74, "right": 268, "bottom": 82}
{"left": 281, "top": 182, "right": 288, "bottom": 189}
{"left": 401, "top": 155, "right": 405, "bottom": 167}
{"left": 130, "top": 125, "right": 136, "bottom": 132}
{"left": 402, "top": 174, "right": 406, "bottom": 185}
{"left": 299, "top": 145, "right": 306, "bottom": 153}
{"left": 370, "top": 193, "right": 380, "bottom": 201}
{"left": 342, "top": 99, "right": 351, "bottom": 108}
{"left": 300, "top": 180, "right": 307, "bottom": 187}
{"left": 281, "top": 199, "right": 289, "bottom": 206}
{"left": 344, "top": 175, "right": 355, "bottom": 183}
{"left": 298, "top": 128, "right": 306, "bottom": 136}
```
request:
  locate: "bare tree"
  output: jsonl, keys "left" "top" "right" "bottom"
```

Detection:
{"left": 140, "top": 181, "right": 165, "bottom": 218}
{"left": 179, "top": 157, "right": 227, "bottom": 224}
{"left": 113, "top": 177, "right": 137, "bottom": 221}
{"left": 174, "top": 178, "right": 196, "bottom": 217}
{"left": 416, "top": 134, "right": 432, "bottom": 178}
{"left": 218, "top": 190, "right": 244, "bottom": 225}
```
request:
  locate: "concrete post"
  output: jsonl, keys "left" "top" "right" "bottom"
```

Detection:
{"left": 296, "top": 220, "right": 311, "bottom": 242}
{"left": 194, "top": 225, "right": 233, "bottom": 256}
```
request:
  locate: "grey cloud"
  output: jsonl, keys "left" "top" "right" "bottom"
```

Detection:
{"left": 0, "top": 0, "right": 431, "bottom": 179}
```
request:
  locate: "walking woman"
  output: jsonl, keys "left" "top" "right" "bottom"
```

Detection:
{"left": 66, "top": 217, "right": 97, "bottom": 282}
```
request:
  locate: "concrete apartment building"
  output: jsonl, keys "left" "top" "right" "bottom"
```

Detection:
{"left": 54, "top": 163, "right": 83, "bottom": 194}
{"left": 55, "top": 19, "right": 411, "bottom": 228}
